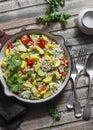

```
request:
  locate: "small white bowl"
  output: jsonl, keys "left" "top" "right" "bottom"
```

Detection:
{"left": 77, "top": 8, "right": 93, "bottom": 35}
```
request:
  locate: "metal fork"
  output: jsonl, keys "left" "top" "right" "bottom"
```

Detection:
{"left": 66, "top": 47, "right": 87, "bottom": 118}
{"left": 66, "top": 57, "right": 77, "bottom": 109}
{"left": 76, "top": 48, "right": 87, "bottom": 79}
{"left": 66, "top": 57, "right": 82, "bottom": 118}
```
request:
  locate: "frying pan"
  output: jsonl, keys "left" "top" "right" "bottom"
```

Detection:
{"left": 0, "top": 29, "right": 71, "bottom": 103}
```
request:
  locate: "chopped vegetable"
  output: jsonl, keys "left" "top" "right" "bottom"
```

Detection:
{"left": 30, "top": 55, "right": 39, "bottom": 60}
{"left": 42, "top": 35, "right": 49, "bottom": 42}
{"left": 21, "top": 37, "right": 34, "bottom": 46}
{"left": 21, "top": 53, "right": 29, "bottom": 60}
{"left": 38, "top": 86, "right": 47, "bottom": 92}
{"left": 43, "top": 74, "right": 53, "bottom": 83}
{"left": 16, "top": 44, "right": 27, "bottom": 52}
{"left": 38, "top": 39, "right": 45, "bottom": 48}
{"left": 8, "top": 42, "right": 14, "bottom": 49}
{"left": 1, "top": 60, "right": 7, "bottom": 68}
{"left": 34, "top": 45, "right": 44, "bottom": 55}
{"left": 54, "top": 71, "right": 61, "bottom": 79}
{"left": 37, "top": 68, "right": 45, "bottom": 77}
{"left": 34, "top": 63, "right": 41, "bottom": 72}
{"left": 22, "top": 61, "right": 27, "bottom": 69}
{"left": 53, "top": 59, "right": 60, "bottom": 67}
{"left": 46, "top": 43, "right": 56, "bottom": 49}
{"left": 61, "top": 71, "right": 67, "bottom": 77}
{"left": 5, "top": 48, "right": 9, "bottom": 57}
{"left": 27, "top": 59, "right": 34, "bottom": 68}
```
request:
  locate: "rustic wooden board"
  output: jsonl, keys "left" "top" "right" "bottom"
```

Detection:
{"left": 42, "top": 120, "right": 93, "bottom": 130}
{"left": 0, "top": 0, "right": 93, "bottom": 130}
{"left": 20, "top": 107, "right": 93, "bottom": 130}
{"left": 0, "top": 0, "right": 93, "bottom": 30}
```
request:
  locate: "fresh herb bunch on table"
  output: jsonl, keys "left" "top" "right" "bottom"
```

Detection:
{"left": 37, "top": 0, "right": 70, "bottom": 27}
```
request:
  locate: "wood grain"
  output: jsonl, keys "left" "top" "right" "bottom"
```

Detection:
{"left": 0, "top": 0, "right": 93, "bottom": 130}
{"left": 0, "top": 0, "right": 93, "bottom": 30}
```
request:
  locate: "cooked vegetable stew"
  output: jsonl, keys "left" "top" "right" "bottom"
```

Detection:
{"left": 1, "top": 33, "right": 69, "bottom": 100}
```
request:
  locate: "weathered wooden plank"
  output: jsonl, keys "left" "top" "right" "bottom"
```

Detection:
{"left": 22, "top": 97, "right": 93, "bottom": 122}
{"left": 0, "top": 0, "right": 93, "bottom": 26}
{"left": 0, "top": 15, "right": 76, "bottom": 31}
{"left": 42, "top": 120, "right": 93, "bottom": 130}
{"left": 20, "top": 106, "right": 93, "bottom": 130}
{"left": 0, "top": 0, "right": 45, "bottom": 13}
{"left": 0, "top": 0, "right": 89, "bottom": 13}
{"left": 0, "top": 1, "right": 93, "bottom": 130}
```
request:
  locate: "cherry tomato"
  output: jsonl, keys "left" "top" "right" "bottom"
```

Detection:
{"left": 38, "top": 86, "right": 47, "bottom": 92}
{"left": 61, "top": 71, "right": 67, "bottom": 77}
{"left": 38, "top": 39, "right": 45, "bottom": 48}
{"left": 8, "top": 42, "right": 14, "bottom": 49}
{"left": 27, "top": 59, "right": 34, "bottom": 67}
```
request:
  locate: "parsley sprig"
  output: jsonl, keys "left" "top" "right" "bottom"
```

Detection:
{"left": 6, "top": 57, "right": 22, "bottom": 72}
{"left": 37, "top": 0, "right": 70, "bottom": 27}
{"left": 6, "top": 57, "right": 24, "bottom": 93}
{"left": 48, "top": 104, "right": 61, "bottom": 121}
{"left": 47, "top": 104, "right": 61, "bottom": 130}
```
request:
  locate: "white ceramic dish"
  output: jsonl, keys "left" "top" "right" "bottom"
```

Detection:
{"left": 0, "top": 29, "right": 71, "bottom": 103}
{"left": 77, "top": 8, "right": 93, "bottom": 35}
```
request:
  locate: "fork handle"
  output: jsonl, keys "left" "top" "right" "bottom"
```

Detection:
{"left": 83, "top": 75, "right": 92, "bottom": 120}
{"left": 73, "top": 100, "right": 82, "bottom": 118}
{"left": 66, "top": 92, "right": 74, "bottom": 109}
{"left": 73, "top": 73, "right": 81, "bottom": 99}
{"left": 66, "top": 75, "right": 79, "bottom": 109}
{"left": 73, "top": 73, "right": 82, "bottom": 118}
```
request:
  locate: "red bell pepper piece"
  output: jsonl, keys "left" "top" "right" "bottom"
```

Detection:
{"left": 60, "top": 57, "right": 68, "bottom": 66}
{"left": 27, "top": 59, "right": 34, "bottom": 67}
{"left": 61, "top": 71, "right": 67, "bottom": 77}
{"left": 21, "top": 37, "right": 34, "bottom": 46}
{"left": 8, "top": 42, "right": 14, "bottom": 49}
{"left": 38, "top": 86, "right": 47, "bottom": 92}
{"left": 38, "top": 39, "right": 45, "bottom": 48}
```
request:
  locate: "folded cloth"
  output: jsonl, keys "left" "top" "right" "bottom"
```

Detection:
{"left": 0, "top": 82, "right": 27, "bottom": 130}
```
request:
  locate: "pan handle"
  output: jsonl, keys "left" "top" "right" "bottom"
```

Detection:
{"left": 55, "top": 35, "right": 65, "bottom": 44}
{"left": 0, "top": 30, "right": 13, "bottom": 49}
{"left": 55, "top": 35, "right": 70, "bottom": 47}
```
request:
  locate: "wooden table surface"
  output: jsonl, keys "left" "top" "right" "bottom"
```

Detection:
{"left": 0, "top": 0, "right": 93, "bottom": 130}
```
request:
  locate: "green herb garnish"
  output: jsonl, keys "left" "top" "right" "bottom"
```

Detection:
{"left": 6, "top": 57, "right": 24, "bottom": 93}
{"left": 47, "top": 104, "right": 61, "bottom": 129}
{"left": 7, "top": 57, "right": 22, "bottom": 72}
{"left": 37, "top": 0, "right": 70, "bottom": 27}
{"left": 7, "top": 74, "right": 24, "bottom": 93}
{"left": 47, "top": 104, "right": 61, "bottom": 121}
